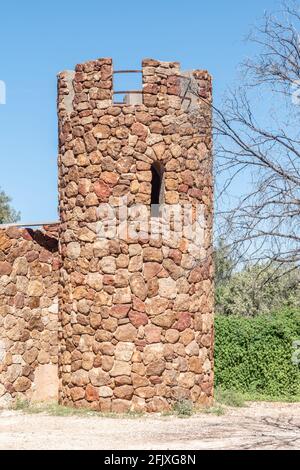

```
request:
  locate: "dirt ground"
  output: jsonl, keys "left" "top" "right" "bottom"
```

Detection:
{"left": 0, "top": 402, "right": 299, "bottom": 450}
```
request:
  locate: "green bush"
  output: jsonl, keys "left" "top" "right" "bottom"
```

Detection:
{"left": 214, "top": 387, "right": 245, "bottom": 407}
{"left": 173, "top": 399, "right": 194, "bottom": 417}
{"left": 215, "top": 264, "right": 300, "bottom": 317}
{"left": 215, "top": 309, "right": 300, "bottom": 397}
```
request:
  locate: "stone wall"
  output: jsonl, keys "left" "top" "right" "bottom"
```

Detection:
{"left": 0, "top": 225, "right": 60, "bottom": 407}
{"left": 57, "top": 58, "right": 214, "bottom": 413}
{"left": 0, "top": 57, "right": 214, "bottom": 413}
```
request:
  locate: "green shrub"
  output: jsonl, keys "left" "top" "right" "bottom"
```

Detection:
{"left": 13, "top": 397, "right": 30, "bottom": 410}
{"left": 215, "top": 264, "right": 300, "bottom": 317}
{"left": 215, "top": 309, "right": 300, "bottom": 397}
{"left": 215, "top": 387, "right": 245, "bottom": 407}
{"left": 173, "top": 399, "right": 194, "bottom": 417}
{"left": 203, "top": 404, "right": 225, "bottom": 416}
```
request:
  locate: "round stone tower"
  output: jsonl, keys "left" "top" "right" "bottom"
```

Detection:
{"left": 57, "top": 57, "right": 214, "bottom": 413}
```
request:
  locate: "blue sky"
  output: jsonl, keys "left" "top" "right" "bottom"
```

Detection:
{"left": 0, "top": 0, "right": 278, "bottom": 223}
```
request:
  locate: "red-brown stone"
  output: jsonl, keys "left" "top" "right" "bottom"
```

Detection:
{"left": 110, "top": 304, "right": 131, "bottom": 319}
{"left": 174, "top": 312, "right": 192, "bottom": 332}
{"left": 129, "top": 310, "right": 148, "bottom": 327}
{"left": 0, "top": 261, "right": 12, "bottom": 275}
{"left": 94, "top": 180, "right": 111, "bottom": 202}
{"left": 85, "top": 384, "right": 99, "bottom": 402}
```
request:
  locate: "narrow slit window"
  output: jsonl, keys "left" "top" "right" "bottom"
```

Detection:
{"left": 151, "top": 162, "right": 164, "bottom": 217}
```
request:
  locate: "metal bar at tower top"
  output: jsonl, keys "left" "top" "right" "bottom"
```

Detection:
{"left": 0, "top": 222, "right": 60, "bottom": 229}
{"left": 114, "top": 90, "right": 143, "bottom": 94}
{"left": 113, "top": 70, "right": 142, "bottom": 74}
{"left": 113, "top": 71, "right": 143, "bottom": 101}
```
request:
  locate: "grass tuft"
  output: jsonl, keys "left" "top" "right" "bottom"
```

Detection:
{"left": 13, "top": 397, "right": 30, "bottom": 411}
{"left": 11, "top": 401, "right": 147, "bottom": 419}
{"left": 173, "top": 399, "right": 194, "bottom": 417}
{"left": 215, "top": 387, "right": 246, "bottom": 407}
{"left": 202, "top": 405, "right": 225, "bottom": 416}
{"left": 241, "top": 392, "right": 300, "bottom": 403}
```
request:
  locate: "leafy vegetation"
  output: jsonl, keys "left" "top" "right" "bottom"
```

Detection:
{"left": 0, "top": 187, "right": 20, "bottom": 223}
{"left": 215, "top": 309, "right": 300, "bottom": 397}
{"left": 214, "top": 387, "right": 245, "bottom": 407}
{"left": 216, "top": 264, "right": 300, "bottom": 317}
{"left": 214, "top": 239, "right": 300, "bottom": 317}
{"left": 12, "top": 400, "right": 145, "bottom": 418}
{"left": 202, "top": 404, "right": 225, "bottom": 416}
{"left": 173, "top": 399, "right": 194, "bottom": 417}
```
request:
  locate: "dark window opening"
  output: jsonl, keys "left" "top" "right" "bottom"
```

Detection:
{"left": 151, "top": 162, "right": 164, "bottom": 217}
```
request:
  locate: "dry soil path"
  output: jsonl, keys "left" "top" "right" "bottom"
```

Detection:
{"left": 0, "top": 402, "right": 299, "bottom": 450}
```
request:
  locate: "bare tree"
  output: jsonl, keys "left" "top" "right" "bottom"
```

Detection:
{"left": 216, "top": 1, "right": 300, "bottom": 269}
{"left": 186, "top": 1, "right": 300, "bottom": 272}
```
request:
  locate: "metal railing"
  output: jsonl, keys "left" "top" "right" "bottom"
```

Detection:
{"left": 113, "top": 70, "right": 142, "bottom": 74}
{"left": 0, "top": 221, "right": 59, "bottom": 229}
{"left": 113, "top": 70, "right": 143, "bottom": 105}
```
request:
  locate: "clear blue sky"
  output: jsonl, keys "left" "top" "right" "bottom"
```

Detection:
{"left": 0, "top": 0, "right": 278, "bottom": 223}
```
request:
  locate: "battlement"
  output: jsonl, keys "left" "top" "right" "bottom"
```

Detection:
{"left": 58, "top": 57, "right": 212, "bottom": 116}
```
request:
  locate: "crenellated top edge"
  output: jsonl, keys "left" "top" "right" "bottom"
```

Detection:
{"left": 57, "top": 57, "right": 212, "bottom": 81}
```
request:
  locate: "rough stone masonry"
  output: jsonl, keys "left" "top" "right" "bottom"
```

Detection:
{"left": 0, "top": 57, "right": 214, "bottom": 413}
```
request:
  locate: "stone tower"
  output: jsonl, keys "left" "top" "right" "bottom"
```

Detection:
{"left": 57, "top": 58, "right": 213, "bottom": 413}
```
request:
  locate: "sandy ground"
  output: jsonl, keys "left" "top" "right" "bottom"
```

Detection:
{"left": 0, "top": 402, "right": 299, "bottom": 450}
